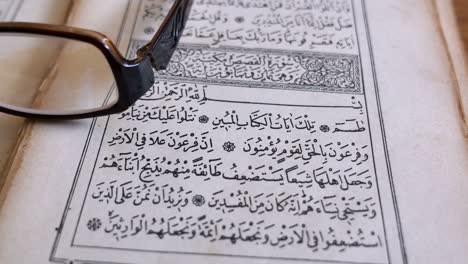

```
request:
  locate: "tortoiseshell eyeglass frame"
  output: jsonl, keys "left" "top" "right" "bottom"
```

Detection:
{"left": 0, "top": 0, "right": 193, "bottom": 119}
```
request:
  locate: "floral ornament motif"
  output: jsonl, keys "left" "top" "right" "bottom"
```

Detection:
{"left": 222, "top": 141, "right": 236, "bottom": 152}
{"left": 192, "top": 195, "right": 205, "bottom": 206}
{"left": 169, "top": 48, "right": 191, "bottom": 63}
{"left": 87, "top": 218, "right": 102, "bottom": 231}
{"left": 158, "top": 48, "right": 192, "bottom": 76}
{"left": 293, "top": 56, "right": 359, "bottom": 92}
{"left": 198, "top": 115, "right": 209, "bottom": 124}
{"left": 320, "top": 125, "right": 330, "bottom": 133}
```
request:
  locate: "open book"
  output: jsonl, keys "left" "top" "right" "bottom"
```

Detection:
{"left": 0, "top": 0, "right": 467, "bottom": 263}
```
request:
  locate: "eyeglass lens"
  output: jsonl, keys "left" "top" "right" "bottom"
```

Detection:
{"left": 0, "top": 34, "right": 118, "bottom": 115}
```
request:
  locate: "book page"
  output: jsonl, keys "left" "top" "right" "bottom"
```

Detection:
{"left": 0, "top": 0, "right": 72, "bottom": 179}
{"left": 0, "top": 0, "right": 467, "bottom": 264}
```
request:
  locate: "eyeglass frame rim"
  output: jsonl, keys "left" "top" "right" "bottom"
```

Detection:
{"left": 0, "top": 0, "right": 192, "bottom": 120}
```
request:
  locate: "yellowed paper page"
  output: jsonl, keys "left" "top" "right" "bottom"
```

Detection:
{"left": 0, "top": 0, "right": 72, "bottom": 179}
{"left": 0, "top": 1, "right": 467, "bottom": 264}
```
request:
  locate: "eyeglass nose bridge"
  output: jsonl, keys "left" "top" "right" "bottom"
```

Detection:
{"left": 115, "top": 55, "right": 155, "bottom": 109}
{"left": 138, "top": 0, "right": 193, "bottom": 71}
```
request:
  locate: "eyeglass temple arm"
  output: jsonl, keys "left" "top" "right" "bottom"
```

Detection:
{"left": 137, "top": 0, "right": 193, "bottom": 71}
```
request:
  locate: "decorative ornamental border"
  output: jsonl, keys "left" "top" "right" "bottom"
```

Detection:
{"left": 131, "top": 41, "right": 362, "bottom": 94}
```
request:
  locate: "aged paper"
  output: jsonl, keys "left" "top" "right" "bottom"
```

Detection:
{"left": 0, "top": 1, "right": 467, "bottom": 264}
{"left": 0, "top": 0, "right": 72, "bottom": 180}
{"left": 52, "top": 0, "right": 406, "bottom": 263}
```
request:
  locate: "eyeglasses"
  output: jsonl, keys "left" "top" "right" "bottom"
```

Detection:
{"left": 0, "top": 0, "right": 193, "bottom": 119}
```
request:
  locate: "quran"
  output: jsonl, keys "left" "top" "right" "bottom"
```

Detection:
{"left": 0, "top": 0, "right": 467, "bottom": 263}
